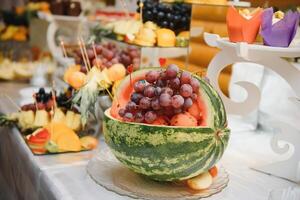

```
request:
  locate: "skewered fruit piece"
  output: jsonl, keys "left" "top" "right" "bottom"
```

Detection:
{"left": 187, "top": 172, "right": 213, "bottom": 190}
{"left": 33, "top": 110, "right": 50, "bottom": 128}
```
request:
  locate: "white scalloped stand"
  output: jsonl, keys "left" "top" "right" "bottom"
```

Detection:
{"left": 204, "top": 32, "right": 300, "bottom": 182}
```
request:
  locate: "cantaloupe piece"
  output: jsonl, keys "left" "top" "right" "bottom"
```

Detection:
{"left": 67, "top": 71, "right": 87, "bottom": 90}
{"left": 107, "top": 64, "right": 126, "bottom": 82}
{"left": 45, "top": 122, "right": 72, "bottom": 142}
{"left": 63, "top": 65, "right": 81, "bottom": 83}
{"left": 187, "top": 172, "right": 213, "bottom": 190}
{"left": 56, "top": 131, "right": 81, "bottom": 152}
{"left": 80, "top": 136, "right": 98, "bottom": 150}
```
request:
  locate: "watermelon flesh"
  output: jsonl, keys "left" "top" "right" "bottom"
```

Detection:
{"left": 104, "top": 68, "right": 229, "bottom": 181}
{"left": 111, "top": 68, "right": 209, "bottom": 127}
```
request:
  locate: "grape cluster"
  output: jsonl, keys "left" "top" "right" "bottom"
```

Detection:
{"left": 21, "top": 87, "right": 78, "bottom": 113}
{"left": 137, "top": 0, "right": 192, "bottom": 34}
{"left": 119, "top": 64, "right": 200, "bottom": 124}
{"left": 72, "top": 43, "right": 140, "bottom": 73}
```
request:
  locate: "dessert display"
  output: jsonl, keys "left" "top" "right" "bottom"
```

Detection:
{"left": 94, "top": 1, "right": 191, "bottom": 48}
{"left": 103, "top": 64, "right": 230, "bottom": 188}
{"left": 227, "top": 7, "right": 263, "bottom": 44}
{"left": 0, "top": 57, "right": 56, "bottom": 81}
{"left": 261, "top": 8, "right": 300, "bottom": 47}
{"left": 0, "top": 87, "right": 98, "bottom": 154}
{"left": 226, "top": 6, "right": 299, "bottom": 47}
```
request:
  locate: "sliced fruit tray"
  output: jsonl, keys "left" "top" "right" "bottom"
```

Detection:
{"left": 0, "top": 87, "right": 99, "bottom": 155}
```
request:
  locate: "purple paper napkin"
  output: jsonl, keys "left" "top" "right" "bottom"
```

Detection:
{"left": 261, "top": 8, "right": 299, "bottom": 47}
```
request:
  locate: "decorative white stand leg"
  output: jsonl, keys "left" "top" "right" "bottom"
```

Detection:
{"left": 204, "top": 32, "right": 300, "bottom": 182}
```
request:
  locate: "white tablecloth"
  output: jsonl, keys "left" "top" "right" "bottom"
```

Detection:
{"left": 0, "top": 83, "right": 298, "bottom": 200}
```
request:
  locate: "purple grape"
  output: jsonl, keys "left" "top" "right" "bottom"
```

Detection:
{"left": 145, "top": 111, "right": 157, "bottom": 123}
{"left": 139, "top": 97, "right": 151, "bottom": 109}
{"left": 155, "top": 87, "right": 162, "bottom": 96}
{"left": 134, "top": 112, "right": 144, "bottom": 123}
{"left": 164, "top": 106, "right": 174, "bottom": 117}
{"left": 159, "top": 93, "right": 172, "bottom": 107}
{"left": 171, "top": 95, "right": 184, "bottom": 109}
{"left": 151, "top": 98, "right": 161, "bottom": 110}
{"left": 131, "top": 93, "right": 143, "bottom": 104}
{"left": 190, "top": 78, "right": 200, "bottom": 92}
{"left": 180, "top": 84, "right": 193, "bottom": 97}
{"left": 124, "top": 112, "right": 134, "bottom": 122}
{"left": 134, "top": 81, "right": 146, "bottom": 93}
{"left": 126, "top": 101, "right": 137, "bottom": 111}
{"left": 161, "top": 87, "right": 174, "bottom": 96}
{"left": 166, "top": 64, "right": 179, "bottom": 79}
{"left": 180, "top": 71, "right": 192, "bottom": 84}
{"left": 143, "top": 85, "right": 156, "bottom": 98}
{"left": 156, "top": 79, "right": 166, "bottom": 87}
{"left": 145, "top": 71, "right": 159, "bottom": 83}
{"left": 169, "top": 77, "right": 181, "bottom": 90}
{"left": 183, "top": 98, "right": 193, "bottom": 109}
{"left": 118, "top": 108, "right": 126, "bottom": 117}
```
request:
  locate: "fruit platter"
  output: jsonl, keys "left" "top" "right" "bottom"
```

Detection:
{"left": 0, "top": 87, "right": 98, "bottom": 155}
{"left": 92, "top": 1, "right": 191, "bottom": 48}
{"left": 85, "top": 63, "right": 230, "bottom": 197}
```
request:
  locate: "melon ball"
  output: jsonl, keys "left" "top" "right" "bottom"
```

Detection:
{"left": 188, "top": 102, "right": 202, "bottom": 120}
{"left": 170, "top": 112, "right": 198, "bottom": 127}
{"left": 151, "top": 116, "right": 168, "bottom": 126}
{"left": 107, "top": 63, "right": 126, "bottom": 82}
{"left": 67, "top": 71, "right": 87, "bottom": 90}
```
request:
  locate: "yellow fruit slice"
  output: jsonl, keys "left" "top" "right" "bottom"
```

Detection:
{"left": 34, "top": 110, "right": 49, "bottom": 127}
{"left": 56, "top": 130, "right": 81, "bottom": 152}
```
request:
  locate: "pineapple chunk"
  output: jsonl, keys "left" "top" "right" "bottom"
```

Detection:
{"left": 71, "top": 114, "right": 82, "bottom": 132}
{"left": 18, "top": 111, "right": 35, "bottom": 130}
{"left": 33, "top": 110, "right": 49, "bottom": 127}
{"left": 65, "top": 111, "right": 75, "bottom": 129}
{"left": 52, "top": 108, "right": 66, "bottom": 124}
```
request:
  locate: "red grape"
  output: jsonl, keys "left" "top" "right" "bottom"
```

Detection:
{"left": 171, "top": 95, "right": 184, "bottom": 108}
{"left": 134, "top": 81, "right": 146, "bottom": 93}
{"left": 166, "top": 64, "right": 179, "bottom": 79}
{"left": 126, "top": 101, "right": 137, "bottom": 111}
{"left": 118, "top": 108, "right": 126, "bottom": 117}
{"left": 145, "top": 111, "right": 157, "bottom": 123}
{"left": 155, "top": 87, "right": 162, "bottom": 96}
{"left": 169, "top": 77, "right": 180, "bottom": 90}
{"left": 124, "top": 112, "right": 134, "bottom": 122}
{"left": 87, "top": 49, "right": 95, "bottom": 60}
{"left": 131, "top": 93, "right": 143, "bottom": 104}
{"left": 144, "top": 85, "right": 156, "bottom": 98}
{"left": 151, "top": 98, "right": 161, "bottom": 110}
{"left": 134, "top": 112, "right": 145, "bottom": 123}
{"left": 161, "top": 87, "right": 174, "bottom": 96}
{"left": 180, "top": 84, "right": 193, "bottom": 97}
{"left": 180, "top": 71, "right": 192, "bottom": 84}
{"left": 183, "top": 98, "right": 193, "bottom": 109}
{"left": 139, "top": 97, "right": 151, "bottom": 109}
{"left": 190, "top": 78, "right": 200, "bottom": 92}
{"left": 159, "top": 93, "right": 171, "bottom": 107}
{"left": 145, "top": 71, "right": 159, "bottom": 83}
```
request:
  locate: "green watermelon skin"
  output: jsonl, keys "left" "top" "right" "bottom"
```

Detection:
{"left": 103, "top": 70, "right": 230, "bottom": 182}
{"left": 104, "top": 111, "right": 229, "bottom": 181}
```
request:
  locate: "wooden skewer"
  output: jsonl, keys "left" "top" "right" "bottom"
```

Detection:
{"left": 92, "top": 41, "right": 100, "bottom": 69}
{"left": 2, "top": 93, "right": 21, "bottom": 111}
{"left": 139, "top": 0, "right": 144, "bottom": 23}
{"left": 80, "top": 37, "right": 91, "bottom": 70}
{"left": 120, "top": 0, "right": 130, "bottom": 19}
{"left": 60, "top": 40, "right": 68, "bottom": 58}
{"left": 78, "top": 39, "right": 89, "bottom": 72}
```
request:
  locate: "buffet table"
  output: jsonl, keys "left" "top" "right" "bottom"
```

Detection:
{"left": 0, "top": 83, "right": 297, "bottom": 200}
